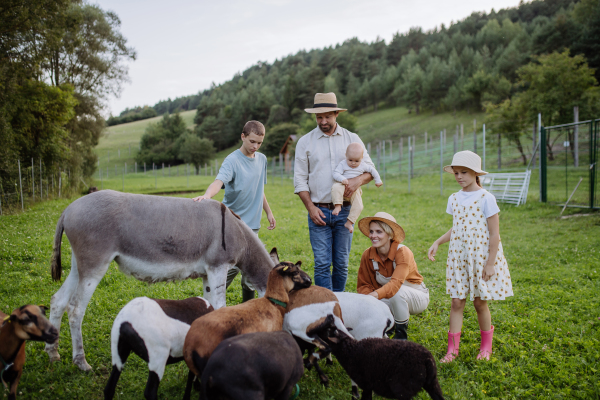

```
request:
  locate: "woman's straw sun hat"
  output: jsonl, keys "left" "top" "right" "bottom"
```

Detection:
{"left": 304, "top": 92, "right": 347, "bottom": 114}
{"left": 443, "top": 150, "right": 488, "bottom": 176}
{"left": 358, "top": 212, "right": 406, "bottom": 243}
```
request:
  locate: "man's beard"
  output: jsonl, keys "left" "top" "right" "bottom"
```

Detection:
{"left": 320, "top": 123, "right": 333, "bottom": 133}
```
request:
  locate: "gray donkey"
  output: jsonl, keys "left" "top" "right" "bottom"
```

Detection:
{"left": 46, "top": 189, "right": 277, "bottom": 371}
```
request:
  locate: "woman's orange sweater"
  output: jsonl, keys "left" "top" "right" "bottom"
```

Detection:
{"left": 357, "top": 241, "right": 423, "bottom": 299}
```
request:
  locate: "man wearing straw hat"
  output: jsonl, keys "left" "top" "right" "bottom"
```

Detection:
{"left": 294, "top": 93, "right": 375, "bottom": 291}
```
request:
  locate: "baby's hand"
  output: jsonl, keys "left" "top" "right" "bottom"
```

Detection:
{"left": 375, "top": 182, "right": 383, "bottom": 187}
{"left": 342, "top": 179, "right": 349, "bottom": 185}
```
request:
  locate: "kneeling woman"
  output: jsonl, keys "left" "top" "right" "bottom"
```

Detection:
{"left": 357, "top": 212, "right": 429, "bottom": 340}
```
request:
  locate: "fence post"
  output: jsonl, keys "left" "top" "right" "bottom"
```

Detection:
{"left": 98, "top": 160, "right": 100, "bottom": 179}
{"left": 382, "top": 140, "right": 386, "bottom": 191}
{"left": 539, "top": 114, "right": 545, "bottom": 202}
{"left": 440, "top": 131, "right": 444, "bottom": 196}
{"left": 40, "top": 158, "right": 42, "bottom": 199}
{"left": 279, "top": 153, "right": 283, "bottom": 185}
{"left": 169, "top": 164, "right": 170, "bottom": 177}
{"left": 532, "top": 123, "right": 536, "bottom": 168}
{"left": 454, "top": 131, "right": 458, "bottom": 155}
{"left": 187, "top": 164, "right": 189, "bottom": 187}
{"left": 135, "top": 162, "right": 137, "bottom": 174}
{"left": 399, "top": 137, "right": 403, "bottom": 172}
{"left": 31, "top": 158, "right": 34, "bottom": 201}
{"left": 125, "top": 163, "right": 127, "bottom": 175}
{"left": 498, "top": 132, "right": 501, "bottom": 170}
{"left": 376, "top": 143, "right": 381, "bottom": 171}
{"left": 574, "top": 106, "right": 579, "bottom": 167}
{"left": 483, "top": 123, "right": 486, "bottom": 170}
{"left": 18, "top": 160, "right": 24, "bottom": 211}
{"left": 473, "top": 119, "right": 477, "bottom": 153}
{"left": 122, "top": 166, "right": 124, "bottom": 192}
{"left": 407, "top": 136, "right": 411, "bottom": 193}
{"left": 154, "top": 163, "right": 157, "bottom": 189}
{"left": 144, "top": 162, "right": 146, "bottom": 174}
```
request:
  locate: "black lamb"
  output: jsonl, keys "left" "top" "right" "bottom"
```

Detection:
{"left": 307, "top": 314, "right": 445, "bottom": 400}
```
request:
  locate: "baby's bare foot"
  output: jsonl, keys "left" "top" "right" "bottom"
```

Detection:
{"left": 332, "top": 205, "right": 342, "bottom": 216}
{"left": 344, "top": 220, "right": 354, "bottom": 233}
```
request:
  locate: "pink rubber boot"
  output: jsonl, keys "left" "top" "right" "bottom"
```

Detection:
{"left": 477, "top": 325, "right": 494, "bottom": 360}
{"left": 440, "top": 331, "right": 461, "bottom": 363}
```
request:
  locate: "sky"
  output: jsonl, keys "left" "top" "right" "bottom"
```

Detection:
{"left": 96, "top": 0, "right": 524, "bottom": 116}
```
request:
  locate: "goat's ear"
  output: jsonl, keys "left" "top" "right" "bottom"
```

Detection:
{"left": 294, "top": 261, "right": 302, "bottom": 269}
{"left": 269, "top": 248, "right": 279, "bottom": 264}
{"left": 39, "top": 305, "right": 48, "bottom": 316}
{"left": 306, "top": 314, "right": 335, "bottom": 338}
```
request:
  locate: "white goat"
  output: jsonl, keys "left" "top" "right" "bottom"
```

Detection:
{"left": 104, "top": 296, "right": 213, "bottom": 400}
{"left": 283, "top": 286, "right": 351, "bottom": 386}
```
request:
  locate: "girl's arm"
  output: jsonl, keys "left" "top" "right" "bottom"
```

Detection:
{"left": 427, "top": 228, "right": 452, "bottom": 262}
{"left": 483, "top": 214, "right": 499, "bottom": 281}
{"left": 262, "top": 194, "right": 276, "bottom": 230}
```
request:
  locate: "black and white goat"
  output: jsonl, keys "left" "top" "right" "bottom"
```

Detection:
{"left": 308, "top": 314, "right": 445, "bottom": 400}
{"left": 104, "top": 296, "right": 213, "bottom": 400}
{"left": 283, "top": 286, "right": 351, "bottom": 386}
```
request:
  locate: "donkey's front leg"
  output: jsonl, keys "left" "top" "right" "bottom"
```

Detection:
{"left": 205, "top": 265, "right": 231, "bottom": 309}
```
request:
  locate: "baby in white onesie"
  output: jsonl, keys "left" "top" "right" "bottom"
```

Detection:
{"left": 332, "top": 142, "right": 383, "bottom": 232}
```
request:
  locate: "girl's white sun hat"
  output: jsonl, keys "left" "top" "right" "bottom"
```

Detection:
{"left": 444, "top": 150, "right": 488, "bottom": 176}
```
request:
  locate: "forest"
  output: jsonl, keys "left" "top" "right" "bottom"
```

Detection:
{"left": 128, "top": 0, "right": 600, "bottom": 161}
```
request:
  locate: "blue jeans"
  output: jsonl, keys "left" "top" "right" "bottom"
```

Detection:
{"left": 308, "top": 205, "right": 353, "bottom": 292}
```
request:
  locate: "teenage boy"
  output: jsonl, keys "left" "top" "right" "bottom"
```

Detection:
{"left": 193, "top": 120, "right": 276, "bottom": 302}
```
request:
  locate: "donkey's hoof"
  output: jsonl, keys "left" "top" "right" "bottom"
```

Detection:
{"left": 47, "top": 349, "right": 61, "bottom": 363}
{"left": 73, "top": 355, "right": 92, "bottom": 372}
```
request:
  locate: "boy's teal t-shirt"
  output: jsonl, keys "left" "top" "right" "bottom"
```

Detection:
{"left": 216, "top": 149, "right": 268, "bottom": 230}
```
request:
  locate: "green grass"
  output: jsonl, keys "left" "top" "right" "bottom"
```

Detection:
{"left": 1, "top": 174, "right": 599, "bottom": 399}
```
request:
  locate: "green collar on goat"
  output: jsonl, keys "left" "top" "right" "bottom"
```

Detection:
{"left": 268, "top": 297, "right": 287, "bottom": 308}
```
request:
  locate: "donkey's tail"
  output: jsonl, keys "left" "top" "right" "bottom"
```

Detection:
{"left": 51, "top": 211, "right": 66, "bottom": 281}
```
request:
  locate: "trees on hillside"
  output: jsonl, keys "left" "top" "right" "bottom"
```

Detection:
{"left": 136, "top": 113, "right": 216, "bottom": 170}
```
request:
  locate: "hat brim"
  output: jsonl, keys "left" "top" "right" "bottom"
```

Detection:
{"left": 358, "top": 216, "right": 406, "bottom": 243}
{"left": 443, "top": 165, "right": 488, "bottom": 176}
{"left": 304, "top": 107, "right": 347, "bottom": 114}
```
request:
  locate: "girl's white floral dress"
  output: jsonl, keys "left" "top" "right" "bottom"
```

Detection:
{"left": 447, "top": 191, "right": 513, "bottom": 300}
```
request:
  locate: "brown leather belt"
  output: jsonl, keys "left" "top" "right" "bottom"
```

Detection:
{"left": 313, "top": 202, "right": 351, "bottom": 209}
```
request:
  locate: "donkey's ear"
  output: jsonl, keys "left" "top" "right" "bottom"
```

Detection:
{"left": 269, "top": 247, "right": 279, "bottom": 264}
{"left": 294, "top": 261, "right": 302, "bottom": 269}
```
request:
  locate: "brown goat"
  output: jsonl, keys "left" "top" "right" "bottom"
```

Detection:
{"left": 0, "top": 305, "right": 58, "bottom": 400}
{"left": 182, "top": 262, "right": 312, "bottom": 400}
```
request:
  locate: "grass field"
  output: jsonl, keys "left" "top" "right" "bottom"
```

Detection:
{"left": 1, "top": 174, "right": 599, "bottom": 399}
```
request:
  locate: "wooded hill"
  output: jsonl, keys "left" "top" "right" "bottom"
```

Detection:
{"left": 123, "top": 0, "right": 600, "bottom": 154}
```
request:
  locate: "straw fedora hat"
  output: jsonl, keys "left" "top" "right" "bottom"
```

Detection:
{"left": 304, "top": 92, "right": 347, "bottom": 114}
{"left": 358, "top": 212, "right": 406, "bottom": 243}
{"left": 443, "top": 150, "right": 488, "bottom": 176}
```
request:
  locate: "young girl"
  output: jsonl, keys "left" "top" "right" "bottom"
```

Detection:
{"left": 428, "top": 150, "right": 513, "bottom": 362}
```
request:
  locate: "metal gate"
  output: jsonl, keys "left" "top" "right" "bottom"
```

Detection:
{"left": 540, "top": 119, "right": 599, "bottom": 209}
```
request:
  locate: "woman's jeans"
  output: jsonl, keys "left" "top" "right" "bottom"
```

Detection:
{"left": 308, "top": 204, "right": 353, "bottom": 292}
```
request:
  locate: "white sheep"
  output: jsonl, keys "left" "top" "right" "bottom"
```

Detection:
{"left": 104, "top": 296, "right": 213, "bottom": 400}
{"left": 334, "top": 292, "right": 394, "bottom": 340}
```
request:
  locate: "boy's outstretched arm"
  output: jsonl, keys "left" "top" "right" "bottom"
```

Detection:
{"left": 263, "top": 194, "right": 276, "bottom": 230}
{"left": 192, "top": 179, "right": 224, "bottom": 202}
